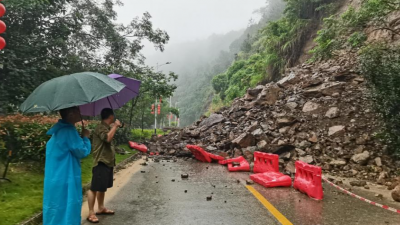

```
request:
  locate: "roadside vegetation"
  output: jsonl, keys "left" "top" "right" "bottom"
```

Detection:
{"left": 310, "top": 0, "right": 400, "bottom": 154}
{"left": 209, "top": 0, "right": 338, "bottom": 110}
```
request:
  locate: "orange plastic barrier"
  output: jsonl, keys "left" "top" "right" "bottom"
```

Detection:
{"left": 293, "top": 161, "right": 323, "bottom": 200}
{"left": 129, "top": 141, "right": 148, "bottom": 153}
{"left": 221, "top": 156, "right": 250, "bottom": 172}
{"left": 186, "top": 145, "right": 212, "bottom": 163}
{"left": 253, "top": 152, "right": 279, "bottom": 173}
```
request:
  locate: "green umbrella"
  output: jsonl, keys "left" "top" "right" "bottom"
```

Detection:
{"left": 20, "top": 72, "right": 126, "bottom": 113}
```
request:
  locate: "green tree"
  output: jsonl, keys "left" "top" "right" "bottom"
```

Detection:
{"left": 0, "top": 0, "right": 170, "bottom": 112}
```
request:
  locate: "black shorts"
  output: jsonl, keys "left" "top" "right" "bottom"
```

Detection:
{"left": 90, "top": 162, "right": 114, "bottom": 192}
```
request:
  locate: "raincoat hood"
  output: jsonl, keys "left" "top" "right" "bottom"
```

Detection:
{"left": 46, "top": 119, "right": 74, "bottom": 136}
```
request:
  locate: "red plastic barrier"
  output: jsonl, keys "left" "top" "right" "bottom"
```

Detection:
{"left": 250, "top": 172, "right": 292, "bottom": 188}
{"left": 226, "top": 156, "right": 250, "bottom": 172}
{"left": 129, "top": 141, "right": 148, "bottom": 153}
{"left": 293, "top": 161, "right": 323, "bottom": 200}
{"left": 150, "top": 152, "right": 154, "bottom": 156}
{"left": 186, "top": 145, "right": 212, "bottom": 163}
{"left": 208, "top": 153, "right": 224, "bottom": 161}
{"left": 253, "top": 152, "right": 279, "bottom": 173}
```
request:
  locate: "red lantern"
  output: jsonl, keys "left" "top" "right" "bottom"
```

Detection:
{"left": 0, "top": 20, "right": 6, "bottom": 34}
{"left": 0, "top": 36, "right": 5, "bottom": 50}
{"left": 151, "top": 104, "right": 155, "bottom": 114}
{"left": 159, "top": 97, "right": 162, "bottom": 103}
{"left": 157, "top": 105, "right": 161, "bottom": 115}
{"left": 0, "top": 4, "right": 5, "bottom": 17}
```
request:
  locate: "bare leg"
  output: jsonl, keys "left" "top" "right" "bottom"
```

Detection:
{"left": 87, "top": 190, "right": 99, "bottom": 222}
{"left": 97, "top": 191, "right": 106, "bottom": 212}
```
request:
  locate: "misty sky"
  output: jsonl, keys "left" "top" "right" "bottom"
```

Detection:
{"left": 116, "top": 0, "right": 266, "bottom": 45}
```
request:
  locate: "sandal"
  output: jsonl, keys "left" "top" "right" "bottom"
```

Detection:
{"left": 86, "top": 215, "right": 99, "bottom": 223}
{"left": 96, "top": 208, "right": 115, "bottom": 215}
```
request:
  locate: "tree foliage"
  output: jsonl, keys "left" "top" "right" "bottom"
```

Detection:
{"left": 0, "top": 0, "right": 172, "bottom": 112}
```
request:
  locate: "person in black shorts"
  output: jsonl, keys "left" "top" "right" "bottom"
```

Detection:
{"left": 86, "top": 108, "right": 121, "bottom": 223}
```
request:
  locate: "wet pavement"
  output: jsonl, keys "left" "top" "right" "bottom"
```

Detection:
{"left": 82, "top": 158, "right": 400, "bottom": 225}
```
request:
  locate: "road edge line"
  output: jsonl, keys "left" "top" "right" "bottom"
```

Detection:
{"left": 246, "top": 185, "right": 293, "bottom": 225}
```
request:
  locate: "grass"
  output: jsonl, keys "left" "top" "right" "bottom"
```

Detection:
{"left": 0, "top": 146, "right": 136, "bottom": 225}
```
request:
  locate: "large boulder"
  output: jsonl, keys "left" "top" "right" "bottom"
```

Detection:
{"left": 199, "top": 114, "right": 225, "bottom": 128}
{"left": 351, "top": 151, "right": 370, "bottom": 165}
{"left": 254, "top": 84, "right": 281, "bottom": 105}
{"left": 232, "top": 133, "right": 256, "bottom": 148}
{"left": 392, "top": 185, "right": 400, "bottom": 202}
{"left": 245, "top": 85, "right": 264, "bottom": 100}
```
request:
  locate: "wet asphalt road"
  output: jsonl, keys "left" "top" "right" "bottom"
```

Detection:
{"left": 82, "top": 158, "right": 400, "bottom": 225}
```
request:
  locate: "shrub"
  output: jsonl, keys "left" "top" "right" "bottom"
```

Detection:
{"left": 359, "top": 44, "right": 400, "bottom": 155}
{"left": 0, "top": 115, "right": 97, "bottom": 162}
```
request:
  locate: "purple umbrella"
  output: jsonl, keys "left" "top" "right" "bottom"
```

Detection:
{"left": 79, "top": 74, "right": 141, "bottom": 116}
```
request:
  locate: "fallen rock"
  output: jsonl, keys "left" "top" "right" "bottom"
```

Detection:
{"left": 302, "top": 101, "right": 319, "bottom": 112}
{"left": 308, "top": 134, "right": 318, "bottom": 143}
{"left": 375, "top": 193, "right": 383, "bottom": 199}
{"left": 329, "top": 159, "right": 347, "bottom": 166}
{"left": 350, "top": 180, "right": 367, "bottom": 187}
{"left": 325, "top": 107, "right": 340, "bottom": 118}
{"left": 285, "top": 161, "right": 295, "bottom": 174}
{"left": 246, "top": 180, "right": 254, "bottom": 185}
{"left": 375, "top": 157, "right": 382, "bottom": 167}
{"left": 181, "top": 174, "right": 189, "bottom": 179}
{"left": 232, "top": 133, "right": 256, "bottom": 148}
{"left": 392, "top": 185, "right": 400, "bottom": 202}
{"left": 280, "top": 152, "right": 291, "bottom": 160}
{"left": 328, "top": 125, "right": 345, "bottom": 136}
{"left": 286, "top": 102, "right": 298, "bottom": 109}
{"left": 257, "top": 140, "right": 268, "bottom": 149}
{"left": 206, "top": 196, "right": 212, "bottom": 201}
{"left": 296, "top": 148, "right": 307, "bottom": 157}
{"left": 299, "top": 155, "right": 314, "bottom": 164}
{"left": 276, "top": 117, "right": 296, "bottom": 128}
{"left": 377, "top": 172, "right": 387, "bottom": 185}
{"left": 199, "top": 114, "right": 225, "bottom": 128}
{"left": 351, "top": 151, "right": 370, "bottom": 165}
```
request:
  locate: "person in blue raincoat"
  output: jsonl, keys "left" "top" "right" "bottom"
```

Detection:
{"left": 43, "top": 106, "right": 91, "bottom": 225}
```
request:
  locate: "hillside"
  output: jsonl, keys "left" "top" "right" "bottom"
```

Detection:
{"left": 151, "top": 0, "right": 400, "bottom": 200}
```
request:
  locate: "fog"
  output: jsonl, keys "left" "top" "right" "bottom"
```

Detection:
{"left": 115, "top": 0, "right": 285, "bottom": 126}
{"left": 116, "top": 0, "right": 266, "bottom": 44}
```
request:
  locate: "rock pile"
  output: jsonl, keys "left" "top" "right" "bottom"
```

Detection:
{"left": 150, "top": 53, "right": 399, "bottom": 188}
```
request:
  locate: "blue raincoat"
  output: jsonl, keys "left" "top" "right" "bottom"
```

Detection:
{"left": 43, "top": 119, "right": 91, "bottom": 225}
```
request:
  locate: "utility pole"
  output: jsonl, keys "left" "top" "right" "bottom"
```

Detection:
{"left": 175, "top": 102, "right": 179, "bottom": 127}
{"left": 154, "top": 97, "right": 157, "bottom": 134}
{"left": 169, "top": 96, "right": 172, "bottom": 127}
